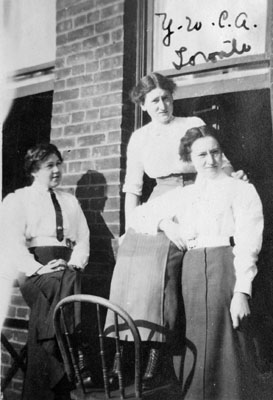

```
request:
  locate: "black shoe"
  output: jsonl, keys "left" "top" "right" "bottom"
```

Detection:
{"left": 77, "top": 349, "right": 97, "bottom": 391}
{"left": 142, "top": 348, "right": 164, "bottom": 390}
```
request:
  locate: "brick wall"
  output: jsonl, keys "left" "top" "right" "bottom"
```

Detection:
{"left": 52, "top": 0, "right": 137, "bottom": 282}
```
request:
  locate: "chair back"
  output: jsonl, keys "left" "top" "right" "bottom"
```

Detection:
{"left": 53, "top": 294, "right": 142, "bottom": 399}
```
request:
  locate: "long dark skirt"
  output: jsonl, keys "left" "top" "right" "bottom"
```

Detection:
{"left": 181, "top": 247, "right": 260, "bottom": 400}
{"left": 20, "top": 247, "right": 77, "bottom": 400}
{"left": 104, "top": 229, "right": 184, "bottom": 351}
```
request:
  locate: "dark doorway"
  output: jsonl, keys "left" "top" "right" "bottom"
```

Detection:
{"left": 2, "top": 91, "right": 53, "bottom": 198}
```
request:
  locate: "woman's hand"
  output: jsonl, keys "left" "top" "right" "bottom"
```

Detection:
{"left": 231, "top": 170, "right": 249, "bottom": 182}
{"left": 36, "top": 259, "right": 67, "bottom": 275}
{"left": 230, "top": 292, "right": 250, "bottom": 329}
{"left": 159, "top": 219, "right": 186, "bottom": 251}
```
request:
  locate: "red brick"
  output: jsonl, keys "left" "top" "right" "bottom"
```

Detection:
{"left": 74, "top": 14, "right": 87, "bottom": 28}
{"left": 108, "top": 130, "right": 122, "bottom": 143}
{"left": 95, "top": 41, "right": 123, "bottom": 59}
{"left": 72, "top": 64, "right": 85, "bottom": 75}
{"left": 100, "top": 55, "right": 123, "bottom": 71}
{"left": 67, "top": 74, "right": 93, "bottom": 88}
{"left": 62, "top": 174, "right": 85, "bottom": 186}
{"left": 65, "top": 99, "right": 92, "bottom": 112}
{"left": 54, "top": 80, "right": 65, "bottom": 91}
{"left": 106, "top": 184, "right": 121, "bottom": 197}
{"left": 56, "top": 33, "right": 68, "bottom": 45}
{"left": 92, "top": 118, "right": 121, "bottom": 133}
{"left": 79, "top": 160, "right": 95, "bottom": 171}
{"left": 104, "top": 170, "right": 120, "bottom": 183}
{"left": 100, "top": 105, "right": 121, "bottom": 119}
{"left": 52, "top": 138, "right": 76, "bottom": 149}
{"left": 64, "top": 123, "right": 91, "bottom": 136}
{"left": 86, "top": 109, "right": 100, "bottom": 121}
{"left": 77, "top": 134, "right": 105, "bottom": 147}
{"left": 81, "top": 82, "right": 109, "bottom": 98}
{"left": 52, "top": 103, "right": 65, "bottom": 114}
{"left": 67, "top": 25, "right": 95, "bottom": 43}
{"left": 112, "top": 28, "right": 123, "bottom": 42}
{"left": 58, "top": 0, "right": 96, "bottom": 16}
{"left": 56, "top": 0, "right": 80, "bottom": 11}
{"left": 52, "top": 114, "right": 71, "bottom": 126}
{"left": 86, "top": 61, "right": 100, "bottom": 74}
{"left": 95, "top": 16, "right": 123, "bottom": 34}
{"left": 104, "top": 197, "right": 120, "bottom": 210}
{"left": 68, "top": 161, "right": 83, "bottom": 173}
{"left": 57, "top": 19, "right": 73, "bottom": 34}
{"left": 55, "top": 57, "right": 66, "bottom": 68}
{"left": 92, "top": 144, "right": 120, "bottom": 158}
{"left": 72, "top": 111, "right": 85, "bottom": 123}
{"left": 7, "top": 306, "right": 16, "bottom": 318}
{"left": 102, "top": 210, "right": 120, "bottom": 223}
{"left": 109, "top": 80, "right": 123, "bottom": 92}
{"left": 56, "top": 42, "right": 82, "bottom": 57}
{"left": 98, "top": 0, "right": 121, "bottom": 7}
{"left": 54, "top": 88, "right": 79, "bottom": 102}
{"left": 94, "top": 68, "right": 123, "bottom": 83}
{"left": 93, "top": 92, "right": 122, "bottom": 107}
{"left": 95, "top": 157, "right": 120, "bottom": 170}
{"left": 51, "top": 127, "right": 63, "bottom": 138}
{"left": 56, "top": 68, "right": 72, "bottom": 79}
{"left": 101, "top": 3, "right": 124, "bottom": 19}
{"left": 87, "top": 10, "right": 100, "bottom": 24}
{"left": 82, "top": 33, "right": 110, "bottom": 50}
{"left": 16, "top": 307, "right": 30, "bottom": 319}
{"left": 66, "top": 148, "right": 90, "bottom": 160}
{"left": 67, "top": 51, "right": 94, "bottom": 66}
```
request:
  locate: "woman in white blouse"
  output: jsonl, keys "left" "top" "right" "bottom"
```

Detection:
{"left": 129, "top": 125, "right": 264, "bottom": 399}
{"left": 1, "top": 143, "right": 90, "bottom": 400}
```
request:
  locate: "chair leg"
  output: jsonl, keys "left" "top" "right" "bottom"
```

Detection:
{"left": 1, "top": 334, "right": 27, "bottom": 392}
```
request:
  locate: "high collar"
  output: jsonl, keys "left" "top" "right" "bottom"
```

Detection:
{"left": 194, "top": 171, "right": 229, "bottom": 187}
{"left": 31, "top": 181, "right": 54, "bottom": 194}
{"left": 151, "top": 116, "right": 176, "bottom": 136}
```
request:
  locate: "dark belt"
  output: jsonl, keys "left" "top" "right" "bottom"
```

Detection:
{"left": 29, "top": 246, "right": 72, "bottom": 265}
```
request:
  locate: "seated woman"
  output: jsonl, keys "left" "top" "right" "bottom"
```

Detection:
{"left": 129, "top": 125, "right": 264, "bottom": 399}
{"left": 1, "top": 143, "right": 90, "bottom": 400}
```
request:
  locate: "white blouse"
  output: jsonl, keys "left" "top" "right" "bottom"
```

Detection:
{"left": 1, "top": 181, "right": 90, "bottom": 276}
{"left": 123, "top": 116, "right": 205, "bottom": 196}
{"left": 129, "top": 175, "right": 264, "bottom": 296}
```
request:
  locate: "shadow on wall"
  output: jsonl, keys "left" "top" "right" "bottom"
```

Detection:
{"left": 75, "top": 170, "right": 115, "bottom": 299}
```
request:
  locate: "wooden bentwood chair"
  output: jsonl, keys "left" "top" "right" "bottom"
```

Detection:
{"left": 53, "top": 294, "right": 142, "bottom": 399}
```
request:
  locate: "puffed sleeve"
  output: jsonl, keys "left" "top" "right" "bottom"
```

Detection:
{"left": 1, "top": 192, "right": 42, "bottom": 276}
{"left": 128, "top": 187, "right": 183, "bottom": 235}
{"left": 67, "top": 197, "right": 90, "bottom": 269}
{"left": 122, "top": 129, "right": 145, "bottom": 196}
{"left": 232, "top": 182, "right": 264, "bottom": 296}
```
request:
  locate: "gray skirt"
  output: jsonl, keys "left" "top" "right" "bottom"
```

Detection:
{"left": 181, "top": 246, "right": 260, "bottom": 400}
{"left": 104, "top": 228, "right": 184, "bottom": 343}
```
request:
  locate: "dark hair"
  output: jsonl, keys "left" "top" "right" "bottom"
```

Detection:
{"left": 130, "top": 72, "right": 177, "bottom": 105}
{"left": 24, "top": 143, "right": 63, "bottom": 177}
{"left": 179, "top": 125, "right": 221, "bottom": 162}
